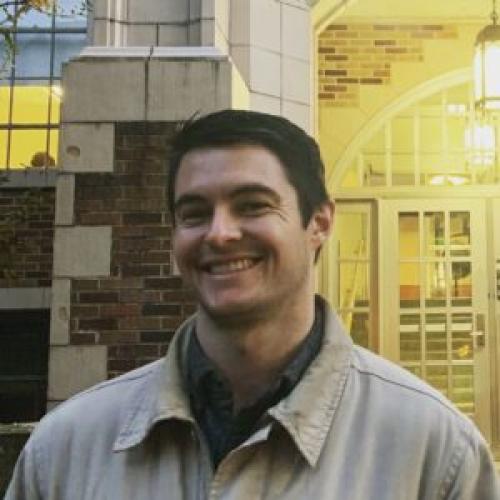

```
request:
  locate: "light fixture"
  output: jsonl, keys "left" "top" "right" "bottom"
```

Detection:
{"left": 474, "top": 0, "right": 500, "bottom": 111}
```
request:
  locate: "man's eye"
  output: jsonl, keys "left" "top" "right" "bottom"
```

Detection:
{"left": 239, "top": 201, "right": 271, "bottom": 214}
{"left": 176, "top": 209, "right": 209, "bottom": 226}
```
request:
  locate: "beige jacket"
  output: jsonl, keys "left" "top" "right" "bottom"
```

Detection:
{"left": 6, "top": 302, "right": 499, "bottom": 499}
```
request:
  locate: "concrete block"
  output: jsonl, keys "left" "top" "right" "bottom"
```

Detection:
{"left": 128, "top": 0, "right": 188, "bottom": 23}
{"left": 127, "top": 24, "right": 157, "bottom": 45}
{"left": 60, "top": 123, "right": 114, "bottom": 172}
{"left": 282, "top": 99, "right": 310, "bottom": 133}
{"left": 92, "top": 18, "right": 108, "bottom": 45}
{"left": 55, "top": 173, "right": 75, "bottom": 225}
{"left": 201, "top": 0, "right": 214, "bottom": 18}
{"left": 53, "top": 226, "right": 112, "bottom": 278}
{"left": 283, "top": 57, "right": 310, "bottom": 104}
{"left": 62, "top": 60, "right": 146, "bottom": 122}
{"left": 230, "top": 45, "right": 250, "bottom": 85}
{"left": 158, "top": 24, "right": 188, "bottom": 46}
{"left": 282, "top": 2, "right": 311, "bottom": 61}
{"left": 249, "top": 47, "right": 281, "bottom": 97}
{"left": 214, "top": 0, "right": 230, "bottom": 41}
{"left": 50, "top": 279, "right": 71, "bottom": 345}
{"left": 48, "top": 345, "right": 107, "bottom": 400}
{"left": 249, "top": 92, "right": 281, "bottom": 114}
{"left": 147, "top": 59, "right": 235, "bottom": 120}
{"left": 93, "top": 0, "right": 127, "bottom": 21}
{"left": 0, "top": 288, "right": 51, "bottom": 309}
{"left": 229, "top": 0, "right": 250, "bottom": 46}
{"left": 250, "top": 0, "right": 281, "bottom": 52}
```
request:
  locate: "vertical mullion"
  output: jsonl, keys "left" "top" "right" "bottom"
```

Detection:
{"left": 414, "top": 108, "right": 420, "bottom": 186}
{"left": 357, "top": 153, "right": 364, "bottom": 187}
{"left": 441, "top": 92, "right": 448, "bottom": 180}
{"left": 385, "top": 122, "right": 392, "bottom": 187}
{"left": 419, "top": 210, "right": 426, "bottom": 379}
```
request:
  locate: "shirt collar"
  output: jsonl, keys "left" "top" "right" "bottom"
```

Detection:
{"left": 113, "top": 296, "right": 353, "bottom": 467}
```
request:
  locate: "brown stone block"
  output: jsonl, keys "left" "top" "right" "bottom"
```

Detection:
{"left": 374, "top": 40, "right": 396, "bottom": 46}
{"left": 101, "top": 303, "right": 141, "bottom": 317}
{"left": 79, "top": 291, "right": 119, "bottom": 303}
{"left": 71, "top": 305, "right": 99, "bottom": 318}
{"left": 79, "top": 318, "right": 118, "bottom": 330}
{"left": 118, "top": 238, "right": 162, "bottom": 252}
{"left": 142, "top": 251, "right": 170, "bottom": 264}
{"left": 386, "top": 47, "right": 408, "bottom": 54}
{"left": 118, "top": 316, "right": 161, "bottom": 330}
{"left": 140, "top": 330, "right": 175, "bottom": 343}
{"left": 73, "top": 279, "right": 99, "bottom": 291}
{"left": 161, "top": 317, "right": 184, "bottom": 329}
{"left": 99, "top": 277, "right": 143, "bottom": 289}
{"left": 373, "top": 25, "right": 395, "bottom": 31}
{"left": 319, "top": 47, "right": 336, "bottom": 53}
{"left": 80, "top": 213, "right": 122, "bottom": 226}
{"left": 325, "top": 69, "right": 347, "bottom": 76}
{"left": 108, "top": 359, "right": 136, "bottom": 371}
{"left": 121, "top": 264, "right": 161, "bottom": 277}
{"left": 327, "top": 24, "right": 347, "bottom": 31}
{"left": 99, "top": 331, "right": 139, "bottom": 344}
{"left": 122, "top": 212, "right": 162, "bottom": 225}
{"left": 360, "top": 78, "right": 383, "bottom": 84}
{"left": 144, "top": 277, "right": 183, "bottom": 289}
{"left": 142, "top": 303, "right": 181, "bottom": 316}
{"left": 122, "top": 187, "right": 164, "bottom": 200}
{"left": 70, "top": 332, "right": 97, "bottom": 345}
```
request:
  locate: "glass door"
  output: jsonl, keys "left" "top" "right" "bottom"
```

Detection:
{"left": 380, "top": 199, "right": 491, "bottom": 440}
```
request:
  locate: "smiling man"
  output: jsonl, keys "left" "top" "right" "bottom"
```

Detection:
{"left": 6, "top": 110, "right": 500, "bottom": 499}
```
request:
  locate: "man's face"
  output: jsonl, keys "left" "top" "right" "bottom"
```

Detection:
{"left": 172, "top": 145, "right": 332, "bottom": 322}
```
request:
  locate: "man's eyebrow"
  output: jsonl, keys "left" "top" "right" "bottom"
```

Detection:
{"left": 174, "top": 184, "right": 281, "bottom": 212}
{"left": 229, "top": 184, "right": 281, "bottom": 203}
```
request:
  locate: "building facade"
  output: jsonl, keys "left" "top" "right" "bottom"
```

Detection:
{"left": 1, "top": 0, "right": 499, "bottom": 474}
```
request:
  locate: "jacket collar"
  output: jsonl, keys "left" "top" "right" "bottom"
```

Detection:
{"left": 113, "top": 297, "right": 353, "bottom": 467}
{"left": 268, "top": 299, "right": 353, "bottom": 466}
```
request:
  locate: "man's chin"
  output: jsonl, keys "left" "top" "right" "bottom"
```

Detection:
{"left": 199, "top": 298, "right": 267, "bottom": 326}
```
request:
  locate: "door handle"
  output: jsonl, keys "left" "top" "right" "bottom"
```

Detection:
{"left": 470, "top": 313, "right": 486, "bottom": 348}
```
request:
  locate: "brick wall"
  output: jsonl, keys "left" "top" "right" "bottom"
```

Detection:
{"left": 0, "top": 187, "right": 55, "bottom": 288}
{"left": 318, "top": 23, "right": 458, "bottom": 107}
{"left": 71, "top": 122, "right": 195, "bottom": 379}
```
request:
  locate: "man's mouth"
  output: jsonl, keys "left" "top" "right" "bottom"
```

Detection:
{"left": 201, "top": 258, "right": 261, "bottom": 275}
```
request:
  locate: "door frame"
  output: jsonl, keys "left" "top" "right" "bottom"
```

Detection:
{"left": 379, "top": 197, "right": 492, "bottom": 441}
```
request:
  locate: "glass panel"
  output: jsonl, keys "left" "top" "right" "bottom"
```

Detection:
{"left": 50, "top": 85, "right": 62, "bottom": 123}
{"left": 425, "top": 313, "right": 447, "bottom": 361}
{"left": 55, "top": 0, "right": 88, "bottom": 28}
{"left": 451, "top": 365, "right": 474, "bottom": 416}
{"left": 400, "top": 314, "right": 421, "bottom": 361}
{"left": 339, "top": 263, "right": 369, "bottom": 309}
{"left": 426, "top": 365, "right": 449, "bottom": 397}
{"left": 53, "top": 33, "right": 87, "bottom": 77}
{"left": 451, "top": 262, "right": 472, "bottom": 307}
{"left": 0, "top": 86, "right": 10, "bottom": 123}
{"left": 10, "top": 129, "right": 47, "bottom": 168}
{"left": 420, "top": 116, "right": 442, "bottom": 153}
{"left": 403, "top": 365, "right": 422, "bottom": 378}
{"left": 349, "top": 311, "right": 369, "bottom": 348}
{"left": 392, "top": 154, "right": 414, "bottom": 186}
{"left": 399, "top": 212, "right": 419, "bottom": 259}
{"left": 450, "top": 212, "right": 470, "bottom": 257}
{"left": 425, "top": 262, "right": 447, "bottom": 307}
{"left": 0, "top": 131, "right": 8, "bottom": 167}
{"left": 400, "top": 263, "right": 420, "bottom": 308}
{"left": 337, "top": 213, "right": 368, "bottom": 259}
{"left": 12, "top": 86, "right": 50, "bottom": 124}
{"left": 424, "top": 212, "right": 445, "bottom": 257}
{"left": 341, "top": 163, "right": 361, "bottom": 188}
{"left": 392, "top": 116, "right": 413, "bottom": 153}
{"left": 48, "top": 130, "right": 58, "bottom": 166}
{"left": 448, "top": 117, "right": 467, "bottom": 152}
{"left": 363, "top": 153, "right": 386, "bottom": 186}
{"left": 451, "top": 313, "right": 473, "bottom": 361}
{"left": 13, "top": 33, "right": 51, "bottom": 78}
{"left": 17, "top": 6, "right": 53, "bottom": 27}
{"left": 421, "top": 155, "right": 445, "bottom": 185}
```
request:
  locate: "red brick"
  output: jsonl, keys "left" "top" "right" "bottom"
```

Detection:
{"left": 122, "top": 212, "right": 162, "bottom": 225}
{"left": 99, "top": 331, "right": 139, "bottom": 344}
{"left": 142, "top": 303, "right": 181, "bottom": 316}
{"left": 79, "top": 291, "right": 119, "bottom": 303}
{"left": 101, "top": 303, "right": 141, "bottom": 317}
{"left": 140, "top": 330, "right": 175, "bottom": 343}
{"left": 70, "top": 333, "right": 97, "bottom": 344}
{"left": 144, "top": 277, "right": 183, "bottom": 289}
{"left": 79, "top": 318, "right": 118, "bottom": 330}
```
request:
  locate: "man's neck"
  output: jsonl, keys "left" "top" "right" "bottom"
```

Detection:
{"left": 195, "top": 296, "right": 316, "bottom": 411}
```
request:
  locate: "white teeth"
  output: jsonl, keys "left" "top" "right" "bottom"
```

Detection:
{"left": 209, "top": 259, "right": 256, "bottom": 274}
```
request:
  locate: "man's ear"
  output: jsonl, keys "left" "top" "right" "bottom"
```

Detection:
{"left": 309, "top": 200, "right": 335, "bottom": 252}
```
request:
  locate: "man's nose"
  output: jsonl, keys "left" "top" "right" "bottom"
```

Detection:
{"left": 204, "top": 207, "right": 241, "bottom": 247}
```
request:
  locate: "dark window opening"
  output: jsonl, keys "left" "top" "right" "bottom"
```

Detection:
{"left": 0, "top": 309, "right": 50, "bottom": 422}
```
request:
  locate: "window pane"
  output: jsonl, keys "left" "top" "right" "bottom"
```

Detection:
{"left": 425, "top": 262, "right": 447, "bottom": 307}
{"left": 421, "top": 117, "right": 442, "bottom": 153}
{"left": 363, "top": 153, "right": 386, "bottom": 186}
{"left": 424, "top": 212, "right": 445, "bottom": 258}
{"left": 337, "top": 213, "right": 368, "bottom": 259}
{"left": 10, "top": 129, "right": 48, "bottom": 168}
{"left": 53, "top": 33, "right": 87, "bottom": 77}
{"left": 55, "top": 0, "right": 88, "bottom": 28}
{"left": 392, "top": 154, "right": 414, "bottom": 186}
{"left": 50, "top": 85, "right": 62, "bottom": 122}
{"left": 450, "top": 212, "right": 470, "bottom": 257}
{"left": 399, "top": 212, "right": 419, "bottom": 259}
{"left": 425, "top": 313, "right": 447, "bottom": 361}
{"left": 0, "top": 131, "right": 8, "bottom": 167}
{"left": 400, "top": 314, "right": 421, "bottom": 361}
{"left": 451, "top": 313, "right": 473, "bottom": 361}
{"left": 339, "top": 263, "right": 369, "bottom": 308}
{"left": 48, "top": 130, "right": 58, "bottom": 166}
{"left": 14, "top": 33, "right": 51, "bottom": 78}
{"left": 17, "top": 6, "right": 53, "bottom": 27}
{"left": 451, "top": 365, "right": 474, "bottom": 416}
{"left": 426, "top": 365, "right": 448, "bottom": 398}
{"left": 0, "top": 86, "right": 11, "bottom": 123}
{"left": 392, "top": 116, "right": 413, "bottom": 153}
{"left": 400, "top": 263, "right": 420, "bottom": 308}
{"left": 451, "top": 262, "right": 472, "bottom": 307}
{"left": 12, "top": 86, "right": 50, "bottom": 124}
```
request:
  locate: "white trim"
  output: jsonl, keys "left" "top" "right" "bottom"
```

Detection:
{"left": 328, "top": 68, "right": 473, "bottom": 189}
{"left": 0, "top": 171, "right": 57, "bottom": 188}
{"left": 78, "top": 46, "right": 227, "bottom": 60}
{"left": 0, "top": 288, "right": 51, "bottom": 309}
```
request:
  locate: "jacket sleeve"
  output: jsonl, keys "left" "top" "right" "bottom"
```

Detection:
{"left": 444, "top": 427, "right": 499, "bottom": 500}
{"left": 4, "top": 439, "right": 43, "bottom": 500}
